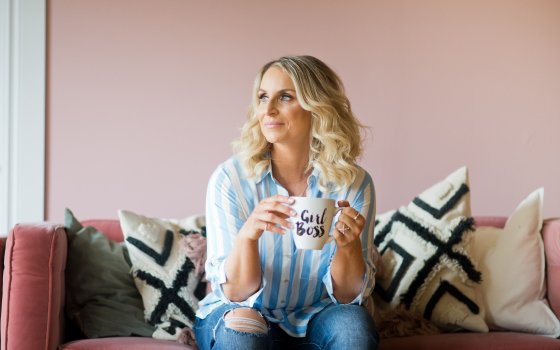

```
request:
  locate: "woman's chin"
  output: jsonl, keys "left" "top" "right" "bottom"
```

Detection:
{"left": 263, "top": 133, "right": 284, "bottom": 145}
{"left": 266, "top": 139, "right": 280, "bottom": 145}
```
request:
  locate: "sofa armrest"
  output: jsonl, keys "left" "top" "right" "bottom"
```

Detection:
{"left": 543, "top": 219, "right": 560, "bottom": 318}
{"left": 0, "top": 237, "right": 7, "bottom": 319}
{"left": 1, "top": 223, "right": 67, "bottom": 350}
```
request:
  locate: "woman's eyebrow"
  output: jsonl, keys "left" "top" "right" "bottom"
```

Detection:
{"left": 259, "top": 88, "right": 296, "bottom": 93}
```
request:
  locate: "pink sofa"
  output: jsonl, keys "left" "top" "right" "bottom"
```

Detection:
{"left": 1, "top": 217, "right": 560, "bottom": 350}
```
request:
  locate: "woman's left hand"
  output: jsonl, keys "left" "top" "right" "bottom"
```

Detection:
{"left": 333, "top": 200, "right": 365, "bottom": 249}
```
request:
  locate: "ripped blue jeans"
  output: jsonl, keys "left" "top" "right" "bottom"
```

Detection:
{"left": 193, "top": 303, "right": 379, "bottom": 350}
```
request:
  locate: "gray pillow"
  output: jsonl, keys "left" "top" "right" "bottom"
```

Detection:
{"left": 64, "top": 208, "right": 155, "bottom": 338}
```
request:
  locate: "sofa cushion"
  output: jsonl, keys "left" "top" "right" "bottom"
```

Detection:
{"left": 118, "top": 210, "right": 206, "bottom": 341}
{"left": 473, "top": 189, "right": 560, "bottom": 337}
{"left": 373, "top": 167, "right": 487, "bottom": 333}
{"left": 64, "top": 208, "right": 155, "bottom": 338}
{"left": 379, "top": 332, "right": 560, "bottom": 350}
{"left": 60, "top": 337, "right": 195, "bottom": 350}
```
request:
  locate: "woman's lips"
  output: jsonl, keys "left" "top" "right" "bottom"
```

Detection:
{"left": 265, "top": 122, "right": 283, "bottom": 128}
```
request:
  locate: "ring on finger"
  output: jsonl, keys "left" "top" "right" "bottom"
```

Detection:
{"left": 265, "top": 223, "right": 269, "bottom": 231}
{"left": 353, "top": 212, "right": 360, "bottom": 220}
{"left": 340, "top": 223, "right": 348, "bottom": 234}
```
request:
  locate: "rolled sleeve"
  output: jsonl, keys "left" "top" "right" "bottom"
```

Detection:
{"left": 204, "top": 164, "right": 265, "bottom": 307}
{"left": 322, "top": 170, "right": 377, "bottom": 305}
{"left": 323, "top": 258, "right": 376, "bottom": 305}
{"left": 206, "top": 258, "right": 267, "bottom": 307}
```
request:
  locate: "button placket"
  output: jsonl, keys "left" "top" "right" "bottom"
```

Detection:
{"left": 279, "top": 186, "right": 292, "bottom": 308}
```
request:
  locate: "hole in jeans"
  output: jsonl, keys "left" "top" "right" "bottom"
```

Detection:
{"left": 224, "top": 308, "right": 268, "bottom": 334}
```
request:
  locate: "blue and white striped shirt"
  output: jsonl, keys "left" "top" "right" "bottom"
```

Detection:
{"left": 196, "top": 156, "right": 376, "bottom": 337}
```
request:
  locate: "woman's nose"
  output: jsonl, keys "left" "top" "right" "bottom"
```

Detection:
{"left": 265, "top": 99, "right": 278, "bottom": 116}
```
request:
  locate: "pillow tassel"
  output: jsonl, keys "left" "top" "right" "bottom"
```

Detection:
{"left": 377, "top": 305, "right": 442, "bottom": 339}
{"left": 178, "top": 327, "right": 199, "bottom": 349}
{"left": 179, "top": 234, "right": 207, "bottom": 277}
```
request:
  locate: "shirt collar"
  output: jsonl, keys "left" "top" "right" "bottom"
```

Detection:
{"left": 257, "top": 154, "right": 320, "bottom": 186}
{"left": 308, "top": 167, "right": 320, "bottom": 185}
{"left": 257, "top": 161, "right": 272, "bottom": 184}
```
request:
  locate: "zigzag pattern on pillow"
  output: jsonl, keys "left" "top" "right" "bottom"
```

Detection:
{"left": 373, "top": 167, "right": 487, "bottom": 333}
{"left": 128, "top": 228, "right": 204, "bottom": 337}
{"left": 119, "top": 210, "right": 207, "bottom": 340}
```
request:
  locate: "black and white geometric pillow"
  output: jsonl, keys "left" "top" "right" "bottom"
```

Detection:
{"left": 373, "top": 167, "right": 488, "bottom": 333}
{"left": 118, "top": 210, "right": 207, "bottom": 341}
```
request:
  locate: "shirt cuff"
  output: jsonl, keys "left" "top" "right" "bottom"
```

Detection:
{"left": 323, "top": 264, "right": 374, "bottom": 305}
{"left": 210, "top": 259, "right": 266, "bottom": 307}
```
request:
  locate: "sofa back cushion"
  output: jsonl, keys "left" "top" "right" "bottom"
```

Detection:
{"left": 83, "top": 216, "right": 509, "bottom": 244}
{"left": 81, "top": 220, "right": 124, "bottom": 242}
{"left": 82, "top": 217, "right": 560, "bottom": 318}
{"left": 543, "top": 219, "right": 560, "bottom": 321}
{"left": 473, "top": 217, "right": 506, "bottom": 229}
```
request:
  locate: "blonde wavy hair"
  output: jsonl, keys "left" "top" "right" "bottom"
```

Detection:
{"left": 232, "top": 55, "right": 369, "bottom": 193}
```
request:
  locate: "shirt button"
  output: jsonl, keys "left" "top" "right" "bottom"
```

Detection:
{"left": 284, "top": 279, "right": 289, "bottom": 283}
{"left": 281, "top": 300, "right": 285, "bottom": 303}
{"left": 284, "top": 255, "right": 291, "bottom": 258}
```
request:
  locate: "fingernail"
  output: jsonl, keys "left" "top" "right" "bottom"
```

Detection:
{"left": 290, "top": 210, "right": 297, "bottom": 216}
{"left": 282, "top": 229, "right": 287, "bottom": 234}
{"left": 287, "top": 222, "right": 294, "bottom": 229}
{"left": 289, "top": 198, "right": 295, "bottom": 203}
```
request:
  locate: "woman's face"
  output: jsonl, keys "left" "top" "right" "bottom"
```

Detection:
{"left": 257, "top": 67, "right": 312, "bottom": 146}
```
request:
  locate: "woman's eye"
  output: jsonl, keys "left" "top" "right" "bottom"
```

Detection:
{"left": 280, "top": 94, "right": 292, "bottom": 101}
{"left": 259, "top": 94, "right": 268, "bottom": 102}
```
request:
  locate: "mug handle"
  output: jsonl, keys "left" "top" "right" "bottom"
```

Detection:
{"left": 325, "top": 207, "right": 345, "bottom": 244}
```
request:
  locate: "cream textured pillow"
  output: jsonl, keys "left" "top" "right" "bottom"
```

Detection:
{"left": 118, "top": 210, "right": 206, "bottom": 341}
{"left": 373, "top": 167, "right": 488, "bottom": 333}
{"left": 473, "top": 188, "right": 560, "bottom": 337}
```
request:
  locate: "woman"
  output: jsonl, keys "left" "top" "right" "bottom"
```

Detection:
{"left": 194, "top": 56, "right": 378, "bottom": 350}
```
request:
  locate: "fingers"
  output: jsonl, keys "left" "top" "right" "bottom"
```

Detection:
{"left": 260, "top": 220, "right": 287, "bottom": 235}
{"left": 266, "top": 194, "right": 295, "bottom": 205}
{"left": 332, "top": 223, "right": 344, "bottom": 241}
{"left": 258, "top": 196, "right": 296, "bottom": 217}
{"left": 256, "top": 210, "right": 294, "bottom": 231}
{"left": 334, "top": 207, "right": 365, "bottom": 237}
{"left": 262, "top": 201, "right": 297, "bottom": 219}
{"left": 332, "top": 221, "right": 356, "bottom": 247}
{"left": 335, "top": 218, "right": 355, "bottom": 236}
{"left": 337, "top": 200, "right": 350, "bottom": 208}
{"left": 246, "top": 196, "right": 296, "bottom": 240}
{"left": 336, "top": 213, "right": 361, "bottom": 234}
{"left": 256, "top": 203, "right": 296, "bottom": 230}
{"left": 341, "top": 207, "right": 365, "bottom": 226}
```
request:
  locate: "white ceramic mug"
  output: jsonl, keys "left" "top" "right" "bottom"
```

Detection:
{"left": 287, "top": 197, "right": 344, "bottom": 250}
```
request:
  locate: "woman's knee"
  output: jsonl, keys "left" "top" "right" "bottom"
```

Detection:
{"left": 336, "top": 304, "right": 378, "bottom": 335}
{"left": 224, "top": 307, "right": 268, "bottom": 334}
{"left": 311, "top": 304, "right": 379, "bottom": 349}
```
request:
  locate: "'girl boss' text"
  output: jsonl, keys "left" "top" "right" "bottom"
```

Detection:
{"left": 296, "top": 209, "right": 327, "bottom": 237}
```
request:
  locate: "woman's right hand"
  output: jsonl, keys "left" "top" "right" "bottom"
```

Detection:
{"left": 240, "top": 195, "right": 297, "bottom": 241}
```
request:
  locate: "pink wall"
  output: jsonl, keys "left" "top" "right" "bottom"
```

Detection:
{"left": 46, "top": 0, "right": 560, "bottom": 222}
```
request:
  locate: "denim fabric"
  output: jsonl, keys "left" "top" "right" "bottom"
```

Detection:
{"left": 194, "top": 303, "right": 379, "bottom": 350}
